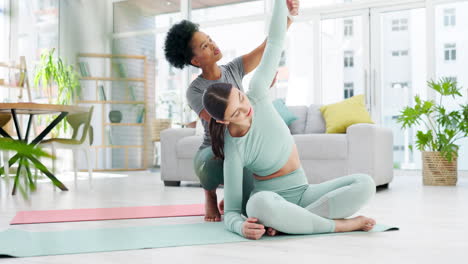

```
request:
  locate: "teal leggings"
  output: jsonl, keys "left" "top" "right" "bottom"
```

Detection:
{"left": 246, "top": 168, "right": 376, "bottom": 234}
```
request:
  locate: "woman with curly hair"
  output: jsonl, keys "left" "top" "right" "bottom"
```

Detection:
{"left": 164, "top": 0, "right": 300, "bottom": 222}
{"left": 201, "top": 0, "right": 377, "bottom": 240}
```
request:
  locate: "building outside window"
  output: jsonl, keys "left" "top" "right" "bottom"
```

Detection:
{"left": 392, "top": 18, "right": 408, "bottom": 31}
{"left": 444, "top": 43, "right": 456, "bottom": 61}
{"left": 344, "top": 50, "right": 354, "bottom": 67}
{"left": 344, "top": 82, "right": 354, "bottom": 98}
{"left": 443, "top": 8, "right": 456, "bottom": 27}
{"left": 344, "top": 19, "right": 353, "bottom": 37}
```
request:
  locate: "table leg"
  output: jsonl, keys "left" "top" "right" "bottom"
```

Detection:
{"left": 1, "top": 111, "right": 69, "bottom": 192}
{"left": 24, "top": 114, "right": 34, "bottom": 143}
{"left": 31, "top": 112, "right": 67, "bottom": 145}
{"left": 0, "top": 127, "right": 11, "bottom": 138}
{"left": 11, "top": 109, "right": 22, "bottom": 141}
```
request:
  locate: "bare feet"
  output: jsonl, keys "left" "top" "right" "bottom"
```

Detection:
{"left": 334, "top": 216, "right": 376, "bottom": 232}
{"left": 266, "top": 227, "right": 280, "bottom": 236}
{"left": 218, "top": 199, "right": 224, "bottom": 214}
{"left": 204, "top": 189, "right": 221, "bottom": 222}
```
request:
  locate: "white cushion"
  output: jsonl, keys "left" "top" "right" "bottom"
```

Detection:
{"left": 287, "top": 106, "right": 308, "bottom": 134}
{"left": 304, "top": 104, "right": 326, "bottom": 134}
{"left": 176, "top": 136, "right": 203, "bottom": 159}
{"left": 293, "top": 134, "right": 347, "bottom": 160}
{"left": 195, "top": 119, "right": 204, "bottom": 136}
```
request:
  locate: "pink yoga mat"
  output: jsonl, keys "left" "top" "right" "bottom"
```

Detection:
{"left": 10, "top": 204, "right": 207, "bottom": 225}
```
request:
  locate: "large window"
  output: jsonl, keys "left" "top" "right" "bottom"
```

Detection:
{"left": 379, "top": 8, "right": 426, "bottom": 169}
{"left": 321, "top": 15, "right": 364, "bottom": 104}
{"left": 436, "top": 1, "right": 468, "bottom": 170}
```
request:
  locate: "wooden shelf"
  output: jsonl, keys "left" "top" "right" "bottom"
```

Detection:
{"left": 80, "top": 77, "right": 145, "bottom": 82}
{"left": 0, "top": 84, "right": 24, "bottom": 89}
{"left": 82, "top": 168, "right": 147, "bottom": 172}
{"left": 78, "top": 53, "right": 146, "bottom": 60}
{"left": 77, "top": 100, "right": 145, "bottom": 105}
{"left": 92, "top": 145, "right": 144, "bottom": 149}
{"left": 0, "top": 63, "right": 23, "bottom": 70}
{"left": 105, "top": 123, "right": 144, "bottom": 126}
{"left": 77, "top": 52, "right": 149, "bottom": 171}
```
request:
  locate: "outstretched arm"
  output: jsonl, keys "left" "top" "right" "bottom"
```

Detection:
{"left": 223, "top": 143, "right": 247, "bottom": 237}
{"left": 241, "top": 0, "right": 299, "bottom": 75}
{"left": 247, "top": 0, "right": 288, "bottom": 102}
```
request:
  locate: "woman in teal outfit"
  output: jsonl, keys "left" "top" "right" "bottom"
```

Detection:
{"left": 202, "top": 0, "right": 377, "bottom": 240}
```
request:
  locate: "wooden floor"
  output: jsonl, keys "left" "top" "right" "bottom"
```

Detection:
{"left": 0, "top": 170, "right": 467, "bottom": 263}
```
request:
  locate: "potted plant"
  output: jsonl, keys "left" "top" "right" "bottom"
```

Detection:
{"left": 33, "top": 48, "right": 82, "bottom": 134}
{"left": 397, "top": 78, "right": 468, "bottom": 186}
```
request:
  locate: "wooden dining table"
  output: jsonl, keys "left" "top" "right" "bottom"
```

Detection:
{"left": 0, "top": 103, "right": 89, "bottom": 194}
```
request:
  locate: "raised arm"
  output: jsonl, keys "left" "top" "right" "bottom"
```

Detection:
{"left": 242, "top": 0, "right": 299, "bottom": 75}
{"left": 247, "top": 0, "right": 288, "bottom": 102}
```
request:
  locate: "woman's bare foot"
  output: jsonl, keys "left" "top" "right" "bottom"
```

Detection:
{"left": 204, "top": 189, "right": 221, "bottom": 222}
{"left": 266, "top": 227, "right": 280, "bottom": 236}
{"left": 218, "top": 199, "right": 224, "bottom": 214}
{"left": 334, "top": 216, "right": 376, "bottom": 232}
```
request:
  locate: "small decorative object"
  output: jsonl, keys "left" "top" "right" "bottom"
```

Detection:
{"left": 109, "top": 110, "right": 122, "bottom": 123}
{"left": 397, "top": 78, "right": 468, "bottom": 186}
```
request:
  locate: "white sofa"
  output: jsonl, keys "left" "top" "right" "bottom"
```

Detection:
{"left": 161, "top": 105, "right": 394, "bottom": 187}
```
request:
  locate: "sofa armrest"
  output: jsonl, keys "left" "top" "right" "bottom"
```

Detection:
{"left": 346, "top": 124, "right": 394, "bottom": 186}
{"left": 160, "top": 128, "right": 196, "bottom": 180}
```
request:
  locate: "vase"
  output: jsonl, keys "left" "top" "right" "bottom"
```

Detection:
{"left": 422, "top": 151, "right": 457, "bottom": 186}
{"left": 109, "top": 110, "right": 122, "bottom": 123}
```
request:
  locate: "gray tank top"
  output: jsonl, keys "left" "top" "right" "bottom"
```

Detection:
{"left": 186, "top": 56, "right": 245, "bottom": 149}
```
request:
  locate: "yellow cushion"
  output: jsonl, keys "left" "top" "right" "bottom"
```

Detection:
{"left": 320, "top": 94, "right": 374, "bottom": 133}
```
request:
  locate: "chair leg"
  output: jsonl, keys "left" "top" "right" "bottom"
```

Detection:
{"left": 3, "top": 151, "right": 10, "bottom": 178}
{"left": 85, "top": 148, "right": 93, "bottom": 188}
{"left": 51, "top": 145, "right": 57, "bottom": 191}
{"left": 2, "top": 151, "right": 10, "bottom": 186}
{"left": 72, "top": 149, "right": 78, "bottom": 184}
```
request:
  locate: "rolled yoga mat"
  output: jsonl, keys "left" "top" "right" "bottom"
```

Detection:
{"left": 10, "top": 204, "right": 206, "bottom": 225}
{"left": 0, "top": 222, "right": 399, "bottom": 258}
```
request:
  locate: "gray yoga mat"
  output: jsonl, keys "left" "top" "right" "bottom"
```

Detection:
{"left": 0, "top": 222, "right": 398, "bottom": 258}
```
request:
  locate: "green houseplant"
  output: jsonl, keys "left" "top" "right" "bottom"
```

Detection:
{"left": 34, "top": 48, "right": 82, "bottom": 134}
{"left": 0, "top": 138, "right": 56, "bottom": 199}
{"left": 397, "top": 78, "right": 468, "bottom": 185}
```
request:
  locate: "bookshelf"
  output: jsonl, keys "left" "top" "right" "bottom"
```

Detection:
{"left": 0, "top": 56, "right": 32, "bottom": 102}
{"left": 0, "top": 56, "right": 36, "bottom": 137}
{"left": 76, "top": 53, "right": 149, "bottom": 171}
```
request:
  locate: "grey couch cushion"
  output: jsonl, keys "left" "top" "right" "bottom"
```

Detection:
{"left": 176, "top": 136, "right": 203, "bottom": 159}
{"left": 287, "top": 106, "right": 308, "bottom": 134}
{"left": 305, "top": 104, "right": 326, "bottom": 134}
{"left": 293, "top": 134, "right": 347, "bottom": 160}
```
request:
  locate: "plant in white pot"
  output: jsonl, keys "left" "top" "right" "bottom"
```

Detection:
{"left": 397, "top": 78, "right": 468, "bottom": 186}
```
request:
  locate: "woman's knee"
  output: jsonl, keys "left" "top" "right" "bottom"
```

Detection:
{"left": 246, "top": 191, "right": 278, "bottom": 219}
{"left": 352, "top": 173, "right": 376, "bottom": 201}
{"left": 194, "top": 152, "right": 223, "bottom": 190}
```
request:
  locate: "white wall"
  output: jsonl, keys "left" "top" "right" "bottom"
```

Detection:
{"left": 59, "top": 0, "right": 112, "bottom": 171}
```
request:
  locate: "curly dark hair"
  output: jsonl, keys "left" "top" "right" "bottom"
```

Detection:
{"left": 164, "top": 20, "right": 199, "bottom": 69}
